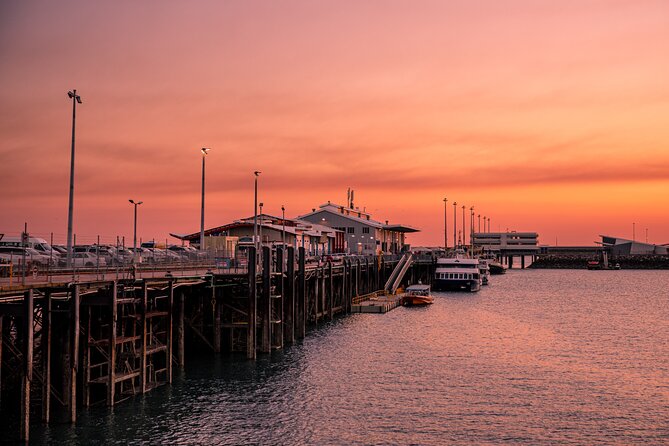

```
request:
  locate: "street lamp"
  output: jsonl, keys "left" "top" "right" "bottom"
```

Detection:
{"left": 443, "top": 198, "right": 448, "bottom": 250}
{"left": 478, "top": 214, "right": 481, "bottom": 233}
{"left": 470, "top": 206, "right": 475, "bottom": 248}
{"left": 452, "top": 201, "right": 457, "bottom": 248}
{"left": 66, "top": 89, "right": 82, "bottom": 266}
{"left": 200, "top": 148, "right": 210, "bottom": 252}
{"left": 259, "top": 202, "right": 264, "bottom": 252}
{"left": 281, "top": 205, "right": 286, "bottom": 251}
{"left": 253, "top": 171, "right": 261, "bottom": 266}
{"left": 129, "top": 199, "right": 143, "bottom": 261}
{"left": 461, "top": 205, "right": 465, "bottom": 249}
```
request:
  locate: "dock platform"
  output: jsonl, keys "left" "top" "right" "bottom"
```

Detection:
{"left": 351, "top": 293, "right": 402, "bottom": 313}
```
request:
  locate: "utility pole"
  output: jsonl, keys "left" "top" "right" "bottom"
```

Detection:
{"left": 453, "top": 201, "right": 457, "bottom": 248}
{"left": 66, "top": 89, "right": 82, "bottom": 266}
{"left": 200, "top": 148, "right": 210, "bottom": 251}
{"left": 443, "top": 198, "right": 448, "bottom": 250}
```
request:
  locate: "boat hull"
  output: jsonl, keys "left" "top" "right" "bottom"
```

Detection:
{"left": 403, "top": 295, "right": 434, "bottom": 306}
{"left": 433, "top": 279, "right": 480, "bottom": 292}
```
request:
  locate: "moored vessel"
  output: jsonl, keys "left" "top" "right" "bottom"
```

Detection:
{"left": 434, "top": 251, "right": 481, "bottom": 292}
{"left": 402, "top": 284, "right": 434, "bottom": 306}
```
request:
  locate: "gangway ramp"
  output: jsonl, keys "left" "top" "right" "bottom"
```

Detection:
{"left": 384, "top": 253, "right": 413, "bottom": 294}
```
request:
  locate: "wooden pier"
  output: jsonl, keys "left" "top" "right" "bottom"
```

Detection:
{"left": 0, "top": 247, "right": 434, "bottom": 442}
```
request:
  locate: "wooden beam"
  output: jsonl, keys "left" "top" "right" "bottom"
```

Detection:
{"left": 328, "top": 262, "right": 333, "bottom": 320}
{"left": 297, "top": 248, "right": 306, "bottom": 338}
{"left": 178, "top": 290, "right": 185, "bottom": 367}
{"left": 213, "top": 282, "right": 221, "bottom": 354}
{"left": 0, "top": 314, "right": 3, "bottom": 411}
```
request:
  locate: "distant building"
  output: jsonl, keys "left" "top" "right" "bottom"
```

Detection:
{"left": 298, "top": 202, "right": 419, "bottom": 255}
{"left": 473, "top": 232, "right": 539, "bottom": 255}
{"left": 600, "top": 235, "right": 668, "bottom": 256}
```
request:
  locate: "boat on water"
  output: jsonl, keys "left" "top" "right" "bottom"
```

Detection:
{"left": 478, "top": 258, "right": 491, "bottom": 285}
{"left": 434, "top": 250, "right": 481, "bottom": 292}
{"left": 488, "top": 260, "right": 506, "bottom": 275}
{"left": 402, "top": 284, "right": 434, "bottom": 306}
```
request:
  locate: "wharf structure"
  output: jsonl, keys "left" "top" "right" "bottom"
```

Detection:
{"left": 0, "top": 246, "right": 435, "bottom": 442}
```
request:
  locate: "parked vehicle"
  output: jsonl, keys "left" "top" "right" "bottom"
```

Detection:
{"left": 0, "top": 246, "right": 54, "bottom": 266}
{"left": 0, "top": 236, "right": 59, "bottom": 257}
{"left": 71, "top": 252, "right": 107, "bottom": 268}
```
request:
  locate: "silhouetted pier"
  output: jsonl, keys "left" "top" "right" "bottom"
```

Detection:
{"left": 0, "top": 247, "right": 434, "bottom": 442}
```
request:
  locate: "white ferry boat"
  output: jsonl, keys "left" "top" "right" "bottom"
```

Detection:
{"left": 434, "top": 252, "right": 481, "bottom": 292}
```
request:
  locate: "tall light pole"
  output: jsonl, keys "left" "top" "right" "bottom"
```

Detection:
{"left": 200, "top": 148, "right": 210, "bottom": 251}
{"left": 66, "top": 90, "right": 82, "bottom": 266}
{"left": 483, "top": 216, "right": 486, "bottom": 233}
{"left": 443, "top": 197, "right": 448, "bottom": 250}
{"left": 470, "top": 207, "right": 475, "bottom": 249}
{"left": 253, "top": 171, "right": 261, "bottom": 265}
{"left": 453, "top": 201, "right": 457, "bottom": 248}
{"left": 281, "top": 205, "right": 286, "bottom": 251}
{"left": 259, "top": 202, "right": 264, "bottom": 252}
{"left": 478, "top": 214, "right": 481, "bottom": 233}
{"left": 129, "top": 199, "right": 143, "bottom": 261}
{"left": 461, "top": 205, "right": 466, "bottom": 249}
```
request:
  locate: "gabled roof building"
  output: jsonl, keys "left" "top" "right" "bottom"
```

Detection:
{"left": 298, "top": 202, "right": 419, "bottom": 255}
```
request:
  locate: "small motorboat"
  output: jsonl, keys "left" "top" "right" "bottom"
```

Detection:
{"left": 403, "top": 284, "right": 434, "bottom": 306}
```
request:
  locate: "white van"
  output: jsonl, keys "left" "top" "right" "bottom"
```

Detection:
{"left": 0, "top": 236, "right": 59, "bottom": 257}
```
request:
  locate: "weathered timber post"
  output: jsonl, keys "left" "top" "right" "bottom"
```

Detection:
{"left": 213, "top": 278, "right": 221, "bottom": 354}
{"left": 69, "top": 285, "right": 79, "bottom": 423}
{"left": 178, "top": 290, "right": 186, "bottom": 367}
{"left": 521, "top": 255, "right": 526, "bottom": 269}
{"left": 260, "top": 246, "right": 271, "bottom": 353}
{"left": 140, "top": 281, "right": 148, "bottom": 393}
{"left": 274, "top": 247, "right": 284, "bottom": 349}
{"left": 314, "top": 268, "right": 321, "bottom": 323}
{"left": 375, "top": 256, "right": 380, "bottom": 291}
{"left": 284, "top": 247, "right": 295, "bottom": 344}
{"left": 166, "top": 280, "right": 174, "bottom": 383}
{"left": 108, "top": 282, "right": 117, "bottom": 406}
{"left": 343, "top": 260, "right": 349, "bottom": 313}
{"left": 355, "top": 259, "right": 361, "bottom": 298}
{"left": 327, "top": 261, "right": 334, "bottom": 320}
{"left": 297, "top": 247, "right": 306, "bottom": 338}
{"left": 246, "top": 246, "right": 257, "bottom": 359}
{"left": 82, "top": 302, "right": 91, "bottom": 407}
{"left": 365, "top": 258, "right": 371, "bottom": 294}
{"left": 20, "top": 289, "right": 34, "bottom": 442}
{"left": 0, "top": 314, "right": 3, "bottom": 411}
{"left": 42, "top": 291, "right": 52, "bottom": 422}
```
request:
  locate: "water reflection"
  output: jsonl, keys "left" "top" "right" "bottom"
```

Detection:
{"left": 33, "top": 270, "right": 669, "bottom": 445}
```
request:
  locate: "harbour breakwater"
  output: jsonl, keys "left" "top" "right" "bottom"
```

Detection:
{"left": 530, "top": 255, "right": 669, "bottom": 269}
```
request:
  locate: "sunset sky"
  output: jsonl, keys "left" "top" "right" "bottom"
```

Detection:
{"left": 1, "top": 0, "right": 668, "bottom": 247}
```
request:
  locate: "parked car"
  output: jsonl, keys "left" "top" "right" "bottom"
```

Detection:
{"left": 71, "top": 252, "right": 107, "bottom": 268}
{"left": 0, "top": 246, "right": 54, "bottom": 266}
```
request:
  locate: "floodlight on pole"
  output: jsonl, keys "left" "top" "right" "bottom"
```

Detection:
{"left": 200, "top": 148, "right": 210, "bottom": 252}
{"left": 443, "top": 198, "right": 448, "bottom": 250}
{"left": 253, "top": 171, "right": 261, "bottom": 266}
{"left": 66, "top": 89, "right": 82, "bottom": 266}
{"left": 452, "top": 201, "right": 457, "bottom": 248}
{"left": 129, "top": 199, "right": 143, "bottom": 262}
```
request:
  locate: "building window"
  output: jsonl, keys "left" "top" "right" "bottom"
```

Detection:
{"left": 362, "top": 227, "right": 369, "bottom": 234}
{"left": 347, "top": 227, "right": 355, "bottom": 234}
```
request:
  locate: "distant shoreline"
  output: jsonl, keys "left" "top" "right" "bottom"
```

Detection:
{"left": 530, "top": 255, "right": 669, "bottom": 270}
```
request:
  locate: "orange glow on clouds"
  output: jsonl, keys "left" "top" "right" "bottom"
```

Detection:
{"left": 1, "top": 1, "right": 668, "bottom": 246}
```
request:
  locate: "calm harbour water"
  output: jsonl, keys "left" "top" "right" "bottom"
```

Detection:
{"left": 34, "top": 269, "right": 669, "bottom": 445}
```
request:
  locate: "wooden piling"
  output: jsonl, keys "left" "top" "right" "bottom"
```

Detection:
{"left": 166, "top": 280, "right": 174, "bottom": 384}
{"left": 260, "top": 246, "right": 271, "bottom": 353}
{"left": 297, "top": 248, "right": 306, "bottom": 338}
{"left": 327, "top": 262, "right": 333, "bottom": 320}
{"left": 20, "top": 289, "right": 33, "bottom": 442}
{"left": 42, "top": 291, "right": 51, "bottom": 422}
{"left": 213, "top": 281, "right": 221, "bottom": 354}
{"left": 284, "top": 247, "right": 295, "bottom": 344}
{"left": 69, "top": 285, "right": 79, "bottom": 423}
{"left": 140, "top": 281, "right": 148, "bottom": 394}
{"left": 246, "top": 246, "right": 257, "bottom": 359}
{"left": 108, "top": 282, "right": 117, "bottom": 406}
{"left": 273, "top": 247, "right": 284, "bottom": 350}
{"left": 0, "top": 314, "right": 3, "bottom": 411}
{"left": 178, "top": 290, "right": 185, "bottom": 367}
